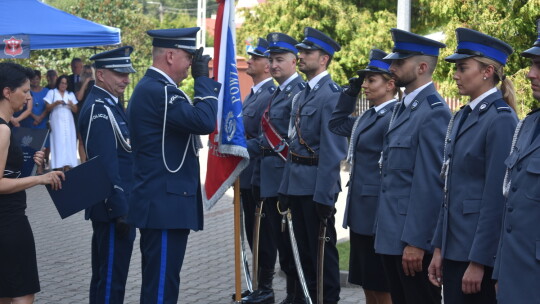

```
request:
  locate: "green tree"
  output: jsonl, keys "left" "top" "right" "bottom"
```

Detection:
{"left": 237, "top": 0, "right": 397, "bottom": 86}
{"left": 417, "top": 0, "right": 540, "bottom": 116}
{"left": 19, "top": 0, "right": 156, "bottom": 99}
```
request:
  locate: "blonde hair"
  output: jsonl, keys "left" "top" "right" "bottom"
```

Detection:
{"left": 474, "top": 57, "right": 516, "bottom": 111}
{"left": 381, "top": 72, "right": 403, "bottom": 100}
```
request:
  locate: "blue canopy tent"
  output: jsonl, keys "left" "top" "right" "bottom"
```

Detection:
{"left": 0, "top": 0, "right": 120, "bottom": 58}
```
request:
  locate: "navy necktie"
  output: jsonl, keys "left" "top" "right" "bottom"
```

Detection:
{"left": 305, "top": 85, "right": 311, "bottom": 97}
{"left": 396, "top": 101, "right": 406, "bottom": 117}
{"left": 456, "top": 105, "right": 472, "bottom": 134}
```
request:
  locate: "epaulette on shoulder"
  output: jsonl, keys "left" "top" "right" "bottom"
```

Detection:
{"left": 298, "top": 82, "right": 306, "bottom": 90}
{"left": 157, "top": 78, "right": 170, "bottom": 86}
{"left": 527, "top": 107, "right": 540, "bottom": 116}
{"left": 329, "top": 82, "right": 341, "bottom": 93}
{"left": 268, "top": 86, "right": 276, "bottom": 93}
{"left": 493, "top": 99, "right": 512, "bottom": 113}
{"left": 426, "top": 94, "right": 443, "bottom": 109}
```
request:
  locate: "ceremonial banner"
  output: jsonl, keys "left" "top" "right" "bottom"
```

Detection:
{"left": 0, "top": 35, "right": 30, "bottom": 59}
{"left": 202, "top": 0, "right": 249, "bottom": 210}
{"left": 11, "top": 127, "right": 48, "bottom": 177}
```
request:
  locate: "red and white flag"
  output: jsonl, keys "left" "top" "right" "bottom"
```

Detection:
{"left": 202, "top": 0, "right": 249, "bottom": 209}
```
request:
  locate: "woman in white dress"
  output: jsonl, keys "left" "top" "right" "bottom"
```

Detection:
{"left": 44, "top": 75, "right": 78, "bottom": 171}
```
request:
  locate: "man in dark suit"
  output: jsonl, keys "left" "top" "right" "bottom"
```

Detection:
{"left": 278, "top": 27, "right": 347, "bottom": 304}
{"left": 374, "top": 29, "right": 450, "bottom": 304}
{"left": 493, "top": 19, "right": 540, "bottom": 304}
{"left": 67, "top": 57, "right": 83, "bottom": 93}
{"left": 126, "top": 27, "right": 220, "bottom": 304}
{"left": 78, "top": 46, "right": 137, "bottom": 304}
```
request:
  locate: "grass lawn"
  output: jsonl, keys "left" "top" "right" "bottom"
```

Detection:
{"left": 337, "top": 240, "right": 350, "bottom": 271}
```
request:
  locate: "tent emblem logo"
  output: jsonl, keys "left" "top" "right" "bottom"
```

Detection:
{"left": 3, "top": 36, "right": 23, "bottom": 57}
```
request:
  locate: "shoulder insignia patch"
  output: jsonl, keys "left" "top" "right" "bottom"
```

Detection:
{"left": 493, "top": 99, "right": 511, "bottom": 112}
{"left": 92, "top": 113, "right": 109, "bottom": 120}
{"left": 527, "top": 107, "right": 540, "bottom": 116}
{"left": 426, "top": 94, "right": 443, "bottom": 109}
{"left": 168, "top": 94, "right": 184, "bottom": 104}
{"left": 329, "top": 82, "right": 341, "bottom": 93}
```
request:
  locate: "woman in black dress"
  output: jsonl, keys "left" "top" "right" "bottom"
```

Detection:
{"left": 0, "top": 62, "right": 64, "bottom": 304}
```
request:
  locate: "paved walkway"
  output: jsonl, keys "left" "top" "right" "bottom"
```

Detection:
{"left": 28, "top": 185, "right": 366, "bottom": 304}
{"left": 28, "top": 140, "right": 366, "bottom": 303}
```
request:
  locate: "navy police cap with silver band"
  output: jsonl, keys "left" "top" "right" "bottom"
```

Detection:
{"left": 266, "top": 32, "right": 299, "bottom": 54}
{"left": 147, "top": 27, "right": 199, "bottom": 54}
{"left": 248, "top": 38, "right": 270, "bottom": 58}
{"left": 445, "top": 28, "right": 513, "bottom": 65}
{"left": 296, "top": 27, "right": 341, "bottom": 56}
{"left": 384, "top": 28, "right": 446, "bottom": 60}
{"left": 357, "top": 49, "right": 391, "bottom": 78}
{"left": 90, "top": 46, "right": 136, "bottom": 74}
{"left": 522, "top": 19, "right": 540, "bottom": 58}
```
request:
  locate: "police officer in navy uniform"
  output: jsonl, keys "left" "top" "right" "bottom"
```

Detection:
{"left": 328, "top": 49, "right": 398, "bottom": 304}
{"left": 278, "top": 27, "right": 347, "bottom": 304}
{"left": 249, "top": 32, "right": 306, "bottom": 304}
{"left": 237, "top": 37, "right": 276, "bottom": 304}
{"left": 78, "top": 46, "right": 137, "bottom": 304}
{"left": 427, "top": 28, "right": 518, "bottom": 304}
{"left": 126, "top": 28, "right": 220, "bottom": 304}
{"left": 493, "top": 19, "right": 540, "bottom": 304}
{"left": 374, "top": 29, "right": 450, "bottom": 304}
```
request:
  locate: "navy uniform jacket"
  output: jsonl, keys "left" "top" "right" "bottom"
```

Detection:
{"left": 432, "top": 90, "right": 517, "bottom": 267}
{"left": 278, "top": 74, "right": 347, "bottom": 206}
{"left": 375, "top": 83, "right": 451, "bottom": 255}
{"left": 328, "top": 94, "right": 395, "bottom": 235}
{"left": 126, "top": 69, "right": 220, "bottom": 230}
{"left": 78, "top": 86, "right": 133, "bottom": 222}
{"left": 240, "top": 79, "right": 275, "bottom": 189}
{"left": 252, "top": 75, "right": 305, "bottom": 197}
{"left": 493, "top": 108, "right": 540, "bottom": 303}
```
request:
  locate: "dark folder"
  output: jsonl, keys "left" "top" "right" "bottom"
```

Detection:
{"left": 11, "top": 127, "right": 49, "bottom": 177}
{"left": 46, "top": 156, "right": 112, "bottom": 219}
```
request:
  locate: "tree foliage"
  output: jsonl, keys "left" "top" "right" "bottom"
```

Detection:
{"left": 19, "top": 0, "right": 155, "bottom": 78}
{"left": 237, "top": 0, "right": 397, "bottom": 86}
{"left": 417, "top": 0, "right": 540, "bottom": 115}
{"left": 238, "top": 0, "right": 540, "bottom": 116}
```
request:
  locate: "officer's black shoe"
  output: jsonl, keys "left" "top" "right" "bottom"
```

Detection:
{"left": 231, "top": 290, "right": 251, "bottom": 301}
{"left": 241, "top": 289, "right": 275, "bottom": 304}
{"left": 242, "top": 268, "right": 275, "bottom": 304}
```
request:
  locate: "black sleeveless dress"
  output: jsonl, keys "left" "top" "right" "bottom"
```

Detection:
{"left": 0, "top": 118, "right": 40, "bottom": 297}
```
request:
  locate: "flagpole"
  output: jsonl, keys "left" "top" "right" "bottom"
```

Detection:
{"left": 234, "top": 177, "right": 242, "bottom": 303}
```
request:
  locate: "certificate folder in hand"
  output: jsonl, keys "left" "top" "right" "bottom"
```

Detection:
{"left": 46, "top": 156, "right": 112, "bottom": 219}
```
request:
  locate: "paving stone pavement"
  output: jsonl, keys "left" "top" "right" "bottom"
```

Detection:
{"left": 27, "top": 185, "right": 366, "bottom": 304}
{"left": 28, "top": 139, "right": 366, "bottom": 303}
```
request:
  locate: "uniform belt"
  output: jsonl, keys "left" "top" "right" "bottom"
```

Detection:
{"left": 290, "top": 152, "right": 318, "bottom": 166}
{"left": 261, "top": 148, "right": 278, "bottom": 157}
